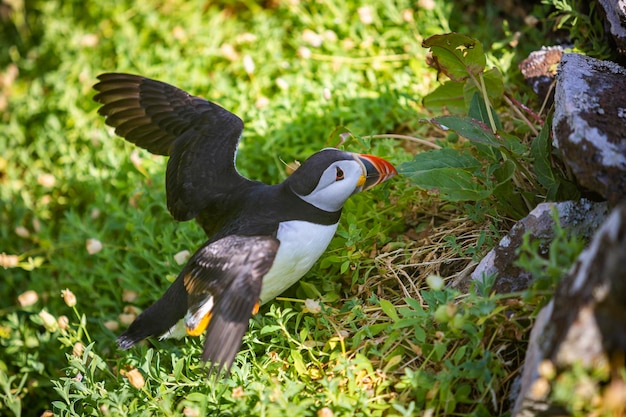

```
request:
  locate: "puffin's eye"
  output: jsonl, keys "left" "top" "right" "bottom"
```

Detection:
{"left": 335, "top": 167, "right": 344, "bottom": 181}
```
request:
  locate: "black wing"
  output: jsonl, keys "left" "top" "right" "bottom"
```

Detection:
{"left": 93, "top": 73, "right": 251, "bottom": 222}
{"left": 117, "top": 234, "right": 279, "bottom": 373}
{"left": 182, "top": 235, "right": 279, "bottom": 374}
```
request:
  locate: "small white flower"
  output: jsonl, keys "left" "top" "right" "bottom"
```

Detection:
{"left": 417, "top": 0, "right": 436, "bottom": 10}
{"left": 18, "top": 290, "right": 38, "bottom": 307}
{"left": 318, "top": 407, "right": 334, "bottom": 417}
{"left": 302, "top": 29, "right": 323, "bottom": 47}
{"left": 426, "top": 274, "right": 444, "bottom": 291}
{"left": 104, "top": 320, "right": 119, "bottom": 332}
{"left": 80, "top": 33, "right": 99, "bottom": 47}
{"left": 57, "top": 315, "right": 70, "bottom": 331}
{"left": 221, "top": 44, "right": 239, "bottom": 61}
{"left": 15, "top": 226, "right": 30, "bottom": 238}
{"left": 39, "top": 310, "right": 58, "bottom": 332}
{"left": 86, "top": 238, "right": 103, "bottom": 254}
{"left": 297, "top": 46, "right": 312, "bottom": 59}
{"left": 124, "top": 368, "right": 145, "bottom": 389}
{"left": 357, "top": 6, "right": 374, "bottom": 25}
{"left": 61, "top": 288, "right": 77, "bottom": 307}
{"left": 122, "top": 289, "right": 139, "bottom": 302}
{"left": 275, "top": 78, "right": 289, "bottom": 90}
{"left": 118, "top": 313, "right": 136, "bottom": 326}
{"left": 73, "top": 342, "right": 85, "bottom": 357}
{"left": 173, "top": 250, "right": 190, "bottom": 265}
{"left": 37, "top": 173, "right": 56, "bottom": 188}
{"left": 255, "top": 96, "right": 270, "bottom": 109}
{"left": 304, "top": 299, "right": 321, "bottom": 314}
{"left": 243, "top": 55, "right": 255, "bottom": 75}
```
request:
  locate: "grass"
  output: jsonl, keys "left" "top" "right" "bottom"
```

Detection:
{"left": 0, "top": 0, "right": 617, "bottom": 415}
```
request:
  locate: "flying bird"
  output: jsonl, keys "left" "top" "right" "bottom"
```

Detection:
{"left": 93, "top": 73, "right": 397, "bottom": 373}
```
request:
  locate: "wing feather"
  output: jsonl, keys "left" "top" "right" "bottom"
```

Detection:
{"left": 93, "top": 73, "right": 250, "bottom": 222}
{"left": 117, "top": 234, "right": 279, "bottom": 375}
{"left": 181, "top": 235, "right": 279, "bottom": 373}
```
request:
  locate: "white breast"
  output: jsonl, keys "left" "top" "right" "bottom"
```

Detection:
{"left": 259, "top": 220, "right": 338, "bottom": 304}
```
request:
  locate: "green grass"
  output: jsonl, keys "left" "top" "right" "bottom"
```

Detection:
{"left": 0, "top": 0, "right": 615, "bottom": 415}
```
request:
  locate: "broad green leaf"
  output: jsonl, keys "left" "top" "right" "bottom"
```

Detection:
{"left": 384, "top": 354, "right": 403, "bottom": 371}
{"left": 491, "top": 159, "right": 530, "bottom": 218}
{"left": 400, "top": 148, "right": 492, "bottom": 201}
{"left": 291, "top": 350, "right": 307, "bottom": 376}
{"left": 399, "top": 147, "right": 482, "bottom": 172}
{"left": 531, "top": 116, "right": 557, "bottom": 190}
{"left": 550, "top": 180, "right": 580, "bottom": 201}
{"left": 463, "top": 67, "right": 504, "bottom": 105}
{"left": 422, "top": 33, "right": 486, "bottom": 81}
{"left": 413, "top": 325, "right": 426, "bottom": 344}
{"left": 405, "top": 297, "right": 425, "bottom": 313}
{"left": 186, "top": 392, "right": 209, "bottom": 402}
{"left": 530, "top": 114, "right": 579, "bottom": 200}
{"left": 467, "top": 92, "right": 502, "bottom": 130}
{"left": 432, "top": 115, "right": 500, "bottom": 147}
{"left": 52, "top": 401, "right": 68, "bottom": 411}
{"left": 260, "top": 325, "right": 282, "bottom": 334}
{"left": 433, "top": 342, "right": 447, "bottom": 362}
{"left": 393, "top": 318, "right": 418, "bottom": 329}
{"left": 380, "top": 298, "right": 399, "bottom": 322}
{"left": 493, "top": 159, "right": 516, "bottom": 186}
{"left": 172, "top": 357, "right": 184, "bottom": 380}
{"left": 499, "top": 131, "right": 526, "bottom": 155}
{"left": 405, "top": 169, "right": 491, "bottom": 201}
{"left": 298, "top": 280, "right": 322, "bottom": 299}
{"left": 364, "top": 323, "right": 391, "bottom": 337}
{"left": 492, "top": 178, "right": 529, "bottom": 219}
{"left": 423, "top": 80, "right": 466, "bottom": 113}
{"left": 452, "top": 345, "right": 467, "bottom": 364}
{"left": 483, "top": 67, "right": 505, "bottom": 98}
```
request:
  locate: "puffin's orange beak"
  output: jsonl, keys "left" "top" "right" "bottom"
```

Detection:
{"left": 354, "top": 154, "right": 397, "bottom": 191}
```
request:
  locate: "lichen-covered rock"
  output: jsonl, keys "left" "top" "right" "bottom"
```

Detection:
{"left": 552, "top": 53, "right": 626, "bottom": 206}
{"left": 519, "top": 46, "right": 564, "bottom": 105}
{"left": 597, "top": 0, "right": 626, "bottom": 56}
{"left": 512, "top": 202, "right": 626, "bottom": 416}
{"left": 469, "top": 199, "right": 607, "bottom": 293}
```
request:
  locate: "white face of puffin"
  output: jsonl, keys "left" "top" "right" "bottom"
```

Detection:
{"left": 294, "top": 148, "right": 397, "bottom": 213}
{"left": 298, "top": 159, "right": 366, "bottom": 212}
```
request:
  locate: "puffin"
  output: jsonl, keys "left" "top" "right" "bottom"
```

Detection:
{"left": 93, "top": 73, "right": 397, "bottom": 373}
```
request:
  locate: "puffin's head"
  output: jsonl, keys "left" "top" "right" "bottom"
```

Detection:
{"left": 286, "top": 148, "right": 397, "bottom": 212}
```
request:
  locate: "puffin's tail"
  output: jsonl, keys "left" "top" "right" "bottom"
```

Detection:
{"left": 117, "top": 276, "right": 187, "bottom": 349}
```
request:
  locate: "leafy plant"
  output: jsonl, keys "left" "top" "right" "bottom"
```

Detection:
{"left": 515, "top": 207, "right": 586, "bottom": 297}
{"left": 386, "top": 278, "right": 528, "bottom": 415}
{"left": 400, "top": 33, "right": 578, "bottom": 221}
{"left": 543, "top": 0, "right": 613, "bottom": 59}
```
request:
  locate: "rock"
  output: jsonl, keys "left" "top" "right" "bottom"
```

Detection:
{"left": 467, "top": 199, "right": 608, "bottom": 293}
{"left": 552, "top": 53, "right": 626, "bottom": 206}
{"left": 519, "top": 46, "right": 565, "bottom": 105}
{"left": 597, "top": 0, "right": 626, "bottom": 56}
{"left": 512, "top": 201, "right": 626, "bottom": 416}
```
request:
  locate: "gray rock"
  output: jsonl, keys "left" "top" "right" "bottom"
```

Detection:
{"left": 469, "top": 199, "right": 608, "bottom": 293}
{"left": 518, "top": 46, "right": 564, "bottom": 105}
{"left": 512, "top": 201, "right": 626, "bottom": 416}
{"left": 552, "top": 53, "right": 626, "bottom": 206}
{"left": 597, "top": 0, "right": 626, "bottom": 56}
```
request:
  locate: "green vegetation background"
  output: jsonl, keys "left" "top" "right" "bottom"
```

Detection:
{"left": 0, "top": 0, "right": 604, "bottom": 416}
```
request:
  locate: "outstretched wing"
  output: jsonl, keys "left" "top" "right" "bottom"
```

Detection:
{"left": 182, "top": 234, "right": 280, "bottom": 374}
{"left": 93, "top": 73, "right": 251, "bottom": 222}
